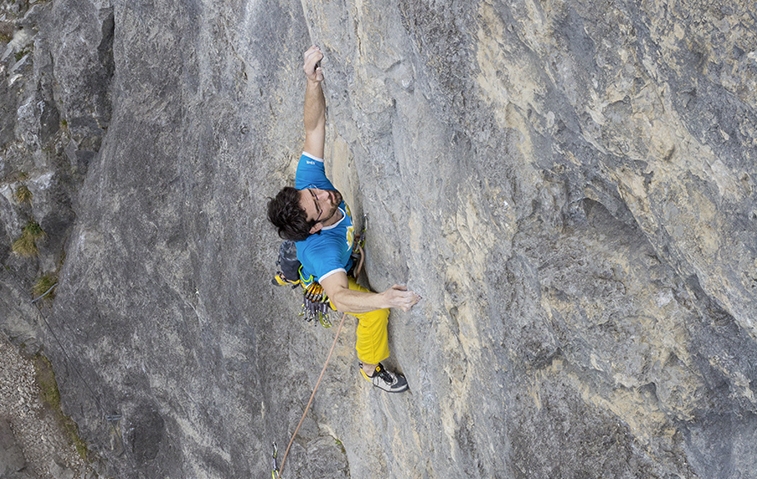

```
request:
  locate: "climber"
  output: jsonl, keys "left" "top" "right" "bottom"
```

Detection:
{"left": 267, "top": 45, "right": 420, "bottom": 393}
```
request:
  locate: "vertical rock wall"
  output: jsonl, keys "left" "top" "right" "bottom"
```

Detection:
{"left": 1, "top": 0, "right": 755, "bottom": 477}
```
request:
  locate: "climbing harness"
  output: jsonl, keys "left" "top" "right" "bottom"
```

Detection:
{"left": 272, "top": 241, "right": 334, "bottom": 327}
{"left": 270, "top": 216, "right": 367, "bottom": 479}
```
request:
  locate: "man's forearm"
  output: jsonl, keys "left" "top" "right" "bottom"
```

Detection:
{"left": 302, "top": 46, "right": 326, "bottom": 157}
{"left": 304, "top": 79, "right": 325, "bottom": 137}
{"left": 321, "top": 273, "right": 420, "bottom": 313}
{"left": 330, "top": 287, "right": 389, "bottom": 314}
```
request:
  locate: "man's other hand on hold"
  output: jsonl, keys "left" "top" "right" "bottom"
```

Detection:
{"left": 382, "top": 285, "right": 422, "bottom": 312}
{"left": 303, "top": 45, "right": 324, "bottom": 83}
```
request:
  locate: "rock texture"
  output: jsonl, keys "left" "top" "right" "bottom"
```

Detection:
{"left": 1, "top": 0, "right": 756, "bottom": 478}
{"left": 0, "top": 334, "right": 91, "bottom": 479}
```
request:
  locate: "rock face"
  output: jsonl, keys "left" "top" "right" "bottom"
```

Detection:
{"left": 0, "top": 416, "right": 29, "bottom": 479}
{"left": 1, "top": 0, "right": 756, "bottom": 477}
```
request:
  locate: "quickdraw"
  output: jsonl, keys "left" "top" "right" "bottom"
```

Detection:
{"left": 271, "top": 442, "right": 279, "bottom": 479}
{"left": 302, "top": 282, "right": 333, "bottom": 327}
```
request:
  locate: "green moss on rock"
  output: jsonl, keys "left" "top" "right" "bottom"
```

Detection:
{"left": 33, "top": 354, "right": 88, "bottom": 459}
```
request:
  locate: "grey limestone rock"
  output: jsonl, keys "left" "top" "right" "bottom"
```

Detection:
{"left": 0, "top": 0, "right": 756, "bottom": 478}
{"left": 0, "top": 416, "right": 29, "bottom": 479}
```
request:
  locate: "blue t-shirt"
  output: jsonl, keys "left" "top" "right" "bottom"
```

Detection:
{"left": 295, "top": 152, "right": 354, "bottom": 285}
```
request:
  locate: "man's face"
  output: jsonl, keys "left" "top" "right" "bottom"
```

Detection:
{"left": 300, "top": 188, "right": 342, "bottom": 228}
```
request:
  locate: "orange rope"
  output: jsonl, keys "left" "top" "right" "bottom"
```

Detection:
{"left": 276, "top": 243, "right": 365, "bottom": 478}
{"left": 276, "top": 310, "right": 348, "bottom": 479}
{"left": 354, "top": 244, "right": 365, "bottom": 278}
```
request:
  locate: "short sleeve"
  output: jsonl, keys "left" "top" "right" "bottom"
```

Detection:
{"left": 295, "top": 152, "right": 335, "bottom": 191}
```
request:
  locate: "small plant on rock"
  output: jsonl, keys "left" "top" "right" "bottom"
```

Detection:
{"left": 23, "top": 221, "right": 44, "bottom": 239}
{"left": 14, "top": 45, "right": 33, "bottom": 63}
{"left": 12, "top": 233, "right": 37, "bottom": 257}
{"left": 32, "top": 274, "right": 57, "bottom": 301}
{"left": 11, "top": 221, "right": 46, "bottom": 257}
{"left": 14, "top": 184, "right": 32, "bottom": 204}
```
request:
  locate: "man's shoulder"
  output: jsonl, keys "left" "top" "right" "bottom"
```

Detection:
{"left": 301, "top": 152, "right": 323, "bottom": 165}
{"left": 295, "top": 152, "right": 333, "bottom": 190}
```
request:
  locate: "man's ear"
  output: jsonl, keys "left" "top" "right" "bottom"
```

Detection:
{"left": 309, "top": 223, "right": 323, "bottom": 235}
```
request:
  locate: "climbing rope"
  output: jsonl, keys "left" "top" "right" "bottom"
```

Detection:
{"left": 274, "top": 310, "right": 348, "bottom": 479}
{"left": 2, "top": 269, "right": 119, "bottom": 435}
{"left": 273, "top": 236, "right": 366, "bottom": 479}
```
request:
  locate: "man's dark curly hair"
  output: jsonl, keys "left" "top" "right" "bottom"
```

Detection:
{"left": 267, "top": 187, "right": 315, "bottom": 241}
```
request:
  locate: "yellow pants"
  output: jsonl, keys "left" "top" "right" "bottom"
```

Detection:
{"left": 343, "top": 277, "right": 390, "bottom": 365}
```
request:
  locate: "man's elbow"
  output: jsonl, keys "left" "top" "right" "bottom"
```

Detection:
{"left": 326, "top": 289, "right": 348, "bottom": 313}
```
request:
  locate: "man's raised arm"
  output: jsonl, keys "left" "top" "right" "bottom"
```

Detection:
{"left": 302, "top": 46, "right": 325, "bottom": 159}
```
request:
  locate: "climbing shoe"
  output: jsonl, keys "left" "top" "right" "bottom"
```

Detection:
{"left": 359, "top": 363, "right": 409, "bottom": 393}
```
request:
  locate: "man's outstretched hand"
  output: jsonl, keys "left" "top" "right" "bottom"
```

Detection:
{"left": 382, "top": 285, "right": 422, "bottom": 312}
{"left": 303, "top": 45, "right": 324, "bottom": 83}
